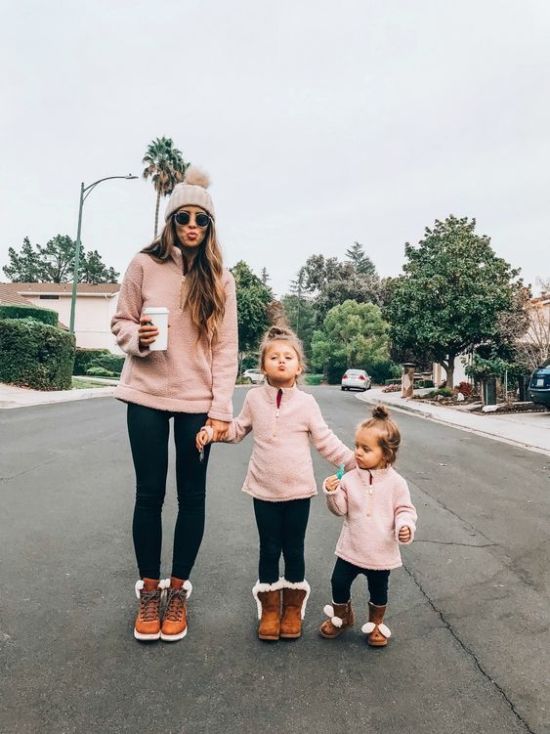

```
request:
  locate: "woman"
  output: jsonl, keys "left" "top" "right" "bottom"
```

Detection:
{"left": 111, "top": 167, "right": 238, "bottom": 642}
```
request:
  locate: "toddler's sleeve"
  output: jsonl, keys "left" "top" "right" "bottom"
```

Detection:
{"left": 394, "top": 478, "right": 417, "bottom": 544}
{"left": 223, "top": 392, "right": 253, "bottom": 444}
{"left": 323, "top": 476, "right": 348, "bottom": 517}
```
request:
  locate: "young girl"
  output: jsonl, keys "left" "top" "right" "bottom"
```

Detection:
{"left": 196, "top": 325, "right": 355, "bottom": 641}
{"left": 111, "top": 167, "right": 238, "bottom": 643}
{"left": 319, "top": 405, "right": 417, "bottom": 647}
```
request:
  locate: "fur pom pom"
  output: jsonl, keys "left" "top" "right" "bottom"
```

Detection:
{"left": 361, "top": 622, "right": 376, "bottom": 634}
{"left": 323, "top": 604, "right": 335, "bottom": 618}
{"left": 183, "top": 166, "right": 211, "bottom": 189}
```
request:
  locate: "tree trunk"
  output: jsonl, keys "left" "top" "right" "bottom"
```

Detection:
{"left": 443, "top": 356, "right": 456, "bottom": 388}
{"left": 154, "top": 190, "right": 161, "bottom": 237}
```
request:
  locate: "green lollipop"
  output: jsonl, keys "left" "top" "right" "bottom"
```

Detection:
{"left": 336, "top": 464, "right": 345, "bottom": 480}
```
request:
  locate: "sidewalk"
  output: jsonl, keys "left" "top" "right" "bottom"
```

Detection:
{"left": 358, "top": 387, "right": 550, "bottom": 456}
{"left": 0, "top": 382, "right": 116, "bottom": 409}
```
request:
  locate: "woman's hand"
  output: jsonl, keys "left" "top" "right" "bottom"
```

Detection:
{"left": 206, "top": 418, "right": 230, "bottom": 442}
{"left": 398, "top": 526, "right": 411, "bottom": 543}
{"left": 324, "top": 475, "right": 340, "bottom": 493}
{"left": 138, "top": 315, "right": 159, "bottom": 348}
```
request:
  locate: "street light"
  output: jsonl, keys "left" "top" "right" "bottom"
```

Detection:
{"left": 69, "top": 174, "right": 138, "bottom": 334}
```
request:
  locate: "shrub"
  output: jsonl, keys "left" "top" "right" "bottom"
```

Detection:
{"left": 304, "top": 373, "right": 323, "bottom": 386}
{"left": 437, "top": 387, "right": 453, "bottom": 398}
{"left": 0, "top": 304, "right": 58, "bottom": 326}
{"left": 86, "top": 366, "right": 116, "bottom": 377}
{"left": 456, "top": 381, "right": 473, "bottom": 397}
{"left": 74, "top": 348, "right": 110, "bottom": 375}
{"left": 0, "top": 318, "right": 75, "bottom": 389}
{"left": 366, "top": 359, "right": 401, "bottom": 385}
{"left": 92, "top": 352, "right": 125, "bottom": 375}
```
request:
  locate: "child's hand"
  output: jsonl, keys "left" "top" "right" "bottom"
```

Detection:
{"left": 195, "top": 426, "right": 214, "bottom": 452}
{"left": 324, "top": 475, "right": 340, "bottom": 493}
{"left": 398, "top": 526, "right": 411, "bottom": 543}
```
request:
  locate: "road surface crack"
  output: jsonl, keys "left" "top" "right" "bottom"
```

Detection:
{"left": 414, "top": 539, "right": 497, "bottom": 548}
{"left": 403, "top": 563, "right": 535, "bottom": 734}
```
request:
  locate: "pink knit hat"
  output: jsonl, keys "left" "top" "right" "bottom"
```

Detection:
{"left": 164, "top": 167, "right": 215, "bottom": 221}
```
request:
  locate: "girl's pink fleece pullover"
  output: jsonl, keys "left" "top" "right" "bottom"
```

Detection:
{"left": 324, "top": 466, "right": 417, "bottom": 570}
{"left": 111, "top": 248, "right": 238, "bottom": 419}
{"left": 224, "top": 383, "right": 355, "bottom": 501}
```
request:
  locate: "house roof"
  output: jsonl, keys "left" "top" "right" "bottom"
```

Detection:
{"left": 0, "top": 283, "right": 35, "bottom": 306}
{"left": 0, "top": 282, "right": 120, "bottom": 298}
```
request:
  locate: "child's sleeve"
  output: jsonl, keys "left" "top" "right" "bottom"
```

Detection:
{"left": 308, "top": 398, "right": 355, "bottom": 470}
{"left": 222, "top": 392, "right": 253, "bottom": 444}
{"left": 394, "top": 478, "right": 417, "bottom": 544}
{"left": 323, "top": 475, "right": 349, "bottom": 517}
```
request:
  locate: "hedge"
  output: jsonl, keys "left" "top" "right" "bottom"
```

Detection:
{"left": 0, "top": 318, "right": 75, "bottom": 389}
{"left": 74, "top": 348, "right": 125, "bottom": 376}
{"left": 0, "top": 304, "right": 58, "bottom": 327}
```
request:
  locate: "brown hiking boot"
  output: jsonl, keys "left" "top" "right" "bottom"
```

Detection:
{"left": 319, "top": 601, "right": 354, "bottom": 638}
{"left": 134, "top": 578, "right": 165, "bottom": 641}
{"left": 280, "top": 580, "right": 310, "bottom": 639}
{"left": 362, "top": 603, "right": 391, "bottom": 646}
{"left": 160, "top": 578, "right": 192, "bottom": 642}
{"left": 253, "top": 580, "right": 283, "bottom": 641}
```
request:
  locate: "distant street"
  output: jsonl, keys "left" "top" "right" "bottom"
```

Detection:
{"left": 1, "top": 386, "right": 549, "bottom": 734}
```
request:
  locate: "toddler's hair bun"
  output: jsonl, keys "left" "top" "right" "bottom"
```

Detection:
{"left": 266, "top": 325, "right": 294, "bottom": 339}
{"left": 183, "top": 166, "right": 211, "bottom": 189}
{"left": 372, "top": 404, "right": 390, "bottom": 421}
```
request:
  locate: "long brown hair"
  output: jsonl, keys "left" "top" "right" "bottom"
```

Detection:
{"left": 141, "top": 215, "right": 226, "bottom": 342}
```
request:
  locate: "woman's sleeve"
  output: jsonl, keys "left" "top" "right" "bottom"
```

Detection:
{"left": 394, "top": 479, "right": 417, "bottom": 544}
{"left": 323, "top": 476, "right": 349, "bottom": 516}
{"left": 309, "top": 398, "right": 355, "bottom": 470}
{"left": 223, "top": 392, "right": 253, "bottom": 444}
{"left": 111, "top": 260, "right": 150, "bottom": 358}
{"left": 209, "top": 272, "right": 239, "bottom": 422}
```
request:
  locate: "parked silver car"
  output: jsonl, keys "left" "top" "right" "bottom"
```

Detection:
{"left": 341, "top": 368, "right": 371, "bottom": 391}
{"left": 243, "top": 369, "right": 265, "bottom": 385}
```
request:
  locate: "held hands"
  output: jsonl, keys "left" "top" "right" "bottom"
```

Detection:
{"left": 138, "top": 315, "right": 158, "bottom": 348}
{"left": 398, "top": 526, "right": 412, "bottom": 543}
{"left": 324, "top": 475, "right": 341, "bottom": 493}
{"left": 206, "top": 418, "right": 230, "bottom": 442}
{"left": 195, "top": 426, "right": 214, "bottom": 452}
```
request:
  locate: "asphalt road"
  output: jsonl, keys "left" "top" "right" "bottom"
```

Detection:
{"left": 1, "top": 386, "right": 549, "bottom": 734}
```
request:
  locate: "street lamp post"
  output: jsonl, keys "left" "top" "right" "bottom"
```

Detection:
{"left": 69, "top": 174, "right": 138, "bottom": 335}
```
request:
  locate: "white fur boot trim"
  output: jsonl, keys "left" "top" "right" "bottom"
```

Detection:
{"left": 252, "top": 578, "right": 284, "bottom": 620}
{"left": 135, "top": 578, "right": 169, "bottom": 599}
{"left": 323, "top": 604, "right": 343, "bottom": 627}
{"left": 283, "top": 579, "right": 311, "bottom": 619}
{"left": 361, "top": 621, "right": 391, "bottom": 638}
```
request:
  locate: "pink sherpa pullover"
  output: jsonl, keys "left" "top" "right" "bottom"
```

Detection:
{"left": 223, "top": 383, "right": 355, "bottom": 501}
{"left": 111, "top": 248, "right": 238, "bottom": 420}
{"left": 324, "top": 466, "right": 417, "bottom": 570}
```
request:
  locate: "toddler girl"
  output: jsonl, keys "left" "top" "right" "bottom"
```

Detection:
{"left": 319, "top": 404, "right": 417, "bottom": 646}
{"left": 197, "top": 325, "right": 354, "bottom": 641}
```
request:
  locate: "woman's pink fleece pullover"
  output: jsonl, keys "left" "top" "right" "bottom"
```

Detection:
{"left": 224, "top": 383, "right": 355, "bottom": 501}
{"left": 111, "top": 248, "right": 238, "bottom": 420}
{"left": 324, "top": 466, "right": 417, "bottom": 570}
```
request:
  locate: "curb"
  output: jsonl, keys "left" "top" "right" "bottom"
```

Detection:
{"left": 0, "top": 387, "right": 116, "bottom": 410}
{"left": 357, "top": 392, "right": 550, "bottom": 458}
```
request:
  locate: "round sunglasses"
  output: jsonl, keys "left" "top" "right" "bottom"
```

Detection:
{"left": 173, "top": 211, "right": 211, "bottom": 228}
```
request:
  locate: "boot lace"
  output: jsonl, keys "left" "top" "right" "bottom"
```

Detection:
{"left": 138, "top": 590, "right": 161, "bottom": 622}
{"left": 164, "top": 588, "right": 187, "bottom": 622}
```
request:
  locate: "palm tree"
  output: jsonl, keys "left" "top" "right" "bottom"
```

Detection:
{"left": 142, "top": 137, "right": 189, "bottom": 236}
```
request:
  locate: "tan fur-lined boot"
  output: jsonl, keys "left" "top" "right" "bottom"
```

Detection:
{"left": 160, "top": 577, "right": 193, "bottom": 642}
{"left": 280, "top": 580, "right": 311, "bottom": 639}
{"left": 134, "top": 578, "right": 167, "bottom": 642}
{"left": 362, "top": 602, "right": 391, "bottom": 647}
{"left": 253, "top": 580, "right": 283, "bottom": 641}
{"left": 319, "top": 601, "right": 354, "bottom": 638}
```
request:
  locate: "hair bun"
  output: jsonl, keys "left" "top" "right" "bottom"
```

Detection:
{"left": 266, "top": 325, "right": 293, "bottom": 339}
{"left": 183, "top": 166, "right": 211, "bottom": 189}
{"left": 372, "top": 404, "right": 389, "bottom": 420}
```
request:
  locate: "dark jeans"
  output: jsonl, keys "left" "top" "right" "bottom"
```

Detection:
{"left": 253, "top": 497, "right": 310, "bottom": 584}
{"left": 127, "top": 403, "right": 210, "bottom": 580}
{"left": 331, "top": 557, "right": 390, "bottom": 606}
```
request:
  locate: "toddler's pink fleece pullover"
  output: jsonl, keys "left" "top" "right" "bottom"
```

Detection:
{"left": 324, "top": 466, "right": 417, "bottom": 570}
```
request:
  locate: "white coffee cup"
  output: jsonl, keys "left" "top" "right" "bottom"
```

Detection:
{"left": 143, "top": 307, "right": 169, "bottom": 351}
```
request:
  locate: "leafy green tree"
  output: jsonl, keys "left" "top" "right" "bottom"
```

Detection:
{"left": 231, "top": 261, "right": 273, "bottom": 369}
{"left": 142, "top": 137, "right": 189, "bottom": 237}
{"left": 384, "top": 215, "right": 525, "bottom": 387}
{"left": 2, "top": 235, "right": 119, "bottom": 284}
{"left": 312, "top": 300, "right": 391, "bottom": 383}
{"left": 345, "top": 242, "right": 376, "bottom": 276}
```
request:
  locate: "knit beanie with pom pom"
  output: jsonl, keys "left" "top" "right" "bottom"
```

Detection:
{"left": 164, "top": 166, "right": 215, "bottom": 221}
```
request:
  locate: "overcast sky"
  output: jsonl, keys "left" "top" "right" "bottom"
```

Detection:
{"left": 1, "top": 0, "right": 548, "bottom": 297}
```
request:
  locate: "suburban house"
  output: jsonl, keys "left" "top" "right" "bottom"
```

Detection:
{"left": 521, "top": 292, "right": 550, "bottom": 367}
{"left": 0, "top": 282, "right": 121, "bottom": 353}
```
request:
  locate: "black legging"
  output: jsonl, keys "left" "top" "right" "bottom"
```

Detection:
{"left": 127, "top": 403, "right": 211, "bottom": 580}
{"left": 253, "top": 497, "right": 310, "bottom": 584}
{"left": 331, "top": 557, "right": 390, "bottom": 606}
